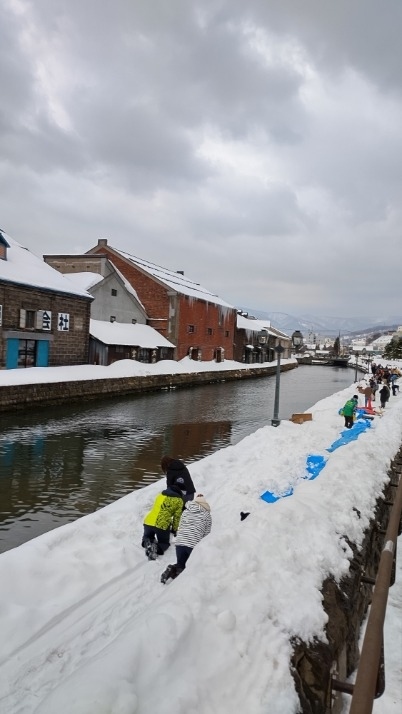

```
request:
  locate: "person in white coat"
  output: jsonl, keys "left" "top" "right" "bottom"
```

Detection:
{"left": 161, "top": 494, "right": 212, "bottom": 583}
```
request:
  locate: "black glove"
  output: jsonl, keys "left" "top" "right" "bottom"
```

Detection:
{"left": 171, "top": 530, "right": 177, "bottom": 537}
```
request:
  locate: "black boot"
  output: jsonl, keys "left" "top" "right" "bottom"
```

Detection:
{"left": 161, "top": 564, "right": 177, "bottom": 584}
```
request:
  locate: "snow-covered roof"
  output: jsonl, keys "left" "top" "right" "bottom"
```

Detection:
{"left": 117, "top": 248, "right": 234, "bottom": 309}
{"left": 90, "top": 319, "right": 174, "bottom": 348}
{"left": 64, "top": 272, "right": 104, "bottom": 291}
{"left": 236, "top": 315, "right": 288, "bottom": 339}
{"left": 109, "top": 261, "right": 145, "bottom": 309}
{"left": 63, "top": 263, "right": 146, "bottom": 312}
{"left": 0, "top": 231, "right": 92, "bottom": 299}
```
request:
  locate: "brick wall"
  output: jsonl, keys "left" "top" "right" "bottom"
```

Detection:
{"left": 89, "top": 246, "right": 171, "bottom": 332}
{"left": 0, "top": 283, "right": 91, "bottom": 368}
{"left": 176, "top": 296, "right": 236, "bottom": 360}
{"left": 89, "top": 245, "right": 237, "bottom": 361}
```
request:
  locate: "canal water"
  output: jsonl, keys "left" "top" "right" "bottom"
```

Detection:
{"left": 0, "top": 365, "right": 356, "bottom": 552}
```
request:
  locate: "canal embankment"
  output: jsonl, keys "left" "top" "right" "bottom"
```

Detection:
{"left": 0, "top": 360, "right": 297, "bottom": 412}
{"left": 0, "top": 364, "right": 357, "bottom": 552}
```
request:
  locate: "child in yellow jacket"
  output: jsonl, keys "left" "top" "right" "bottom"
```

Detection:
{"left": 142, "top": 485, "right": 184, "bottom": 560}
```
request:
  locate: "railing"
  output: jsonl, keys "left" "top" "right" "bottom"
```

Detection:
{"left": 331, "top": 459, "right": 402, "bottom": 713}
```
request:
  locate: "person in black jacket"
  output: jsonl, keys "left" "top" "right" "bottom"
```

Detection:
{"left": 161, "top": 455, "right": 196, "bottom": 502}
{"left": 379, "top": 384, "right": 390, "bottom": 409}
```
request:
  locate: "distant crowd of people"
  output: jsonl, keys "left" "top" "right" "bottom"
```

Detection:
{"left": 367, "top": 363, "right": 400, "bottom": 404}
{"left": 341, "top": 363, "right": 400, "bottom": 428}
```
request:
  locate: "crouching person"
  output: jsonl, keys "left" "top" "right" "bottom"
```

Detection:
{"left": 161, "top": 494, "right": 212, "bottom": 583}
{"left": 142, "top": 484, "right": 184, "bottom": 560}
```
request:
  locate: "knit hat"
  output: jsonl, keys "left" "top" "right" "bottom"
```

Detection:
{"left": 194, "top": 494, "right": 210, "bottom": 511}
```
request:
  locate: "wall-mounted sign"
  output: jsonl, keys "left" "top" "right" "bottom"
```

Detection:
{"left": 58, "top": 313, "right": 70, "bottom": 331}
{"left": 41, "top": 310, "right": 52, "bottom": 330}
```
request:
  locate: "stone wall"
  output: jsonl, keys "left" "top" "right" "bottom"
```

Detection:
{"left": 0, "top": 362, "right": 296, "bottom": 412}
{"left": 291, "top": 450, "right": 402, "bottom": 713}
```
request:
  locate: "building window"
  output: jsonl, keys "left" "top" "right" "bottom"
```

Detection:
{"left": 225, "top": 331, "right": 230, "bottom": 338}
{"left": 188, "top": 324, "right": 195, "bottom": 333}
{"left": 137, "top": 348, "right": 149, "bottom": 362}
{"left": 207, "top": 327, "right": 213, "bottom": 335}
{"left": 18, "top": 339, "right": 36, "bottom": 368}
{"left": 111, "top": 289, "right": 117, "bottom": 296}
{"left": 20, "top": 308, "right": 53, "bottom": 330}
{"left": 25, "top": 310, "right": 36, "bottom": 328}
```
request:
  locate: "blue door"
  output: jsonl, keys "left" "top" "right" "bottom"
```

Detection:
{"left": 6, "top": 338, "right": 19, "bottom": 369}
{"left": 36, "top": 340, "right": 49, "bottom": 367}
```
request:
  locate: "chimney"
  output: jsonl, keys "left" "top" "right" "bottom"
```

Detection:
{"left": 177, "top": 270, "right": 184, "bottom": 275}
{"left": 98, "top": 238, "right": 108, "bottom": 247}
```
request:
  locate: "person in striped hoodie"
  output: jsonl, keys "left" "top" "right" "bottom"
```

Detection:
{"left": 161, "top": 494, "right": 212, "bottom": 583}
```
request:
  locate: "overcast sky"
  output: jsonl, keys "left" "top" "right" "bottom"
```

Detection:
{"left": 1, "top": 0, "right": 401, "bottom": 320}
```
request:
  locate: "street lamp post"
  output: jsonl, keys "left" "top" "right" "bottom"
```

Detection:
{"left": 354, "top": 351, "right": 359, "bottom": 382}
{"left": 354, "top": 348, "right": 367, "bottom": 381}
{"left": 291, "top": 330, "right": 303, "bottom": 353}
{"left": 272, "top": 342, "right": 285, "bottom": 427}
{"left": 361, "top": 348, "right": 367, "bottom": 375}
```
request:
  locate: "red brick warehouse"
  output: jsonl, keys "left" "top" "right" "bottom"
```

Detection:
{"left": 86, "top": 239, "right": 237, "bottom": 361}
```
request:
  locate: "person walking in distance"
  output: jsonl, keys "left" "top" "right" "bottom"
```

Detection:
{"left": 369, "top": 377, "right": 378, "bottom": 402}
{"left": 379, "top": 383, "right": 390, "bottom": 409}
{"left": 363, "top": 383, "right": 373, "bottom": 409}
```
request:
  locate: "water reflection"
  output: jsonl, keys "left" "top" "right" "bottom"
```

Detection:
{"left": 0, "top": 366, "right": 355, "bottom": 551}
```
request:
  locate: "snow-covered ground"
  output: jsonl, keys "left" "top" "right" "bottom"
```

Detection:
{"left": 0, "top": 362, "right": 401, "bottom": 714}
{"left": 0, "top": 355, "right": 296, "bottom": 386}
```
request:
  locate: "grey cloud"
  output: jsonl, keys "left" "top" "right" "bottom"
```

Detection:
{"left": 1, "top": 0, "right": 401, "bottom": 319}
{"left": 0, "top": 6, "right": 35, "bottom": 132}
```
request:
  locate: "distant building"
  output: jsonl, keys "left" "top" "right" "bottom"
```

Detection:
{"left": 89, "top": 319, "right": 174, "bottom": 366}
{"left": 0, "top": 231, "right": 92, "bottom": 369}
{"left": 234, "top": 314, "right": 292, "bottom": 363}
{"left": 46, "top": 239, "right": 237, "bottom": 361}
{"left": 44, "top": 253, "right": 148, "bottom": 326}
{"left": 368, "top": 335, "right": 393, "bottom": 353}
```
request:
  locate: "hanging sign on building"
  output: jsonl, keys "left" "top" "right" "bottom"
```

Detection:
{"left": 41, "top": 310, "right": 52, "bottom": 330}
{"left": 58, "top": 313, "right": 70, "bottom": 331}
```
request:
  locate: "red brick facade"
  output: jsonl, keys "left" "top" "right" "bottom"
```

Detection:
{"left": 87, "top": 243, "right": 236, "bottom": 361}
{"left": 176, "top": 295, "right": 235, "bottom": 361}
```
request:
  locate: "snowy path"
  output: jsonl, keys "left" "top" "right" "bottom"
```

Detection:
{"left": 1, "top": 552, "right": 170, "bottom": 713}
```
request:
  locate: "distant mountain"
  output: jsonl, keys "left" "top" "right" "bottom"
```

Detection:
{"left": 243, "top": 310, "right": 402, "bottom": 338}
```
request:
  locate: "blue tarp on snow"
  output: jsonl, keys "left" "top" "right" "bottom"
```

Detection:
{"left": 326, "top": 418, "right": 371, "bottom": 453}
{"left": 260, "top": 454, "right": 327, "bottom": 503}
{"left": 261, "top": 415, "right": 372, "bottom": 503}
